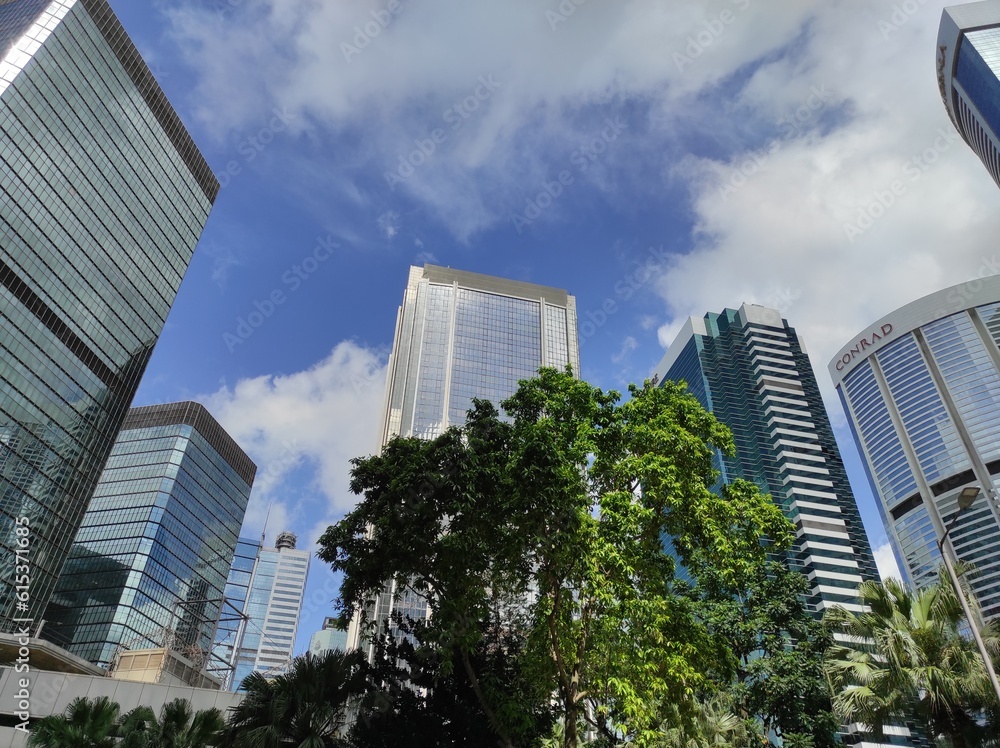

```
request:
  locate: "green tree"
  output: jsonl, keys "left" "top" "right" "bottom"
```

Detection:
{"left": 320, "top": 369, "right": 790, "bottom": 747}
{"left": 825, "top": 576, "right": 1000, "bottom": 748}
{"left": 28, "top": 696, "right": 127, "bottom": 748}
{"left": 223, "top": 648, "right": 366, "bottom": 747}
{"left": 687, "top": 558, "right": 838, "bottom": 747}
{"left": 117, "top": 699, "right": 224, "bottom": 748}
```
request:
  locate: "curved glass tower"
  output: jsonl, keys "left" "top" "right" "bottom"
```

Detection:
{"left": 830, "top": 277, "right": 1000, "bottom": 621}
{"left": 939, "top": 1, "right": 1000, "bottom": 187}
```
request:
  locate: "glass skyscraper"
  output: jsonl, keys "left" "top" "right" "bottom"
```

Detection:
{"left": 212, "top": 536, "right": 260, "bottom": 689}
{"left": 349, "top": 263, "right": 580, "bottom": 657}
{"left": 656, "top": 305, "right": 880, "bottom": 617}
{"left": 40, "top": 402, "right": 255, "bottom": 670}
{"left": 939, "top": 1, "right": 1000, "bottom": 187}
{"left": 222, "top": 531, "right": 310, "bottom": 689}
{"left": 0, "top": 0, "right": 219, "bottom": 631}
{"left": 831, "top": 276, "right": 1000, "bottom": 622}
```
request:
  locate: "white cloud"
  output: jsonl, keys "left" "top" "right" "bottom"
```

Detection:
{"left": 873, "top": 541, "right": 903, "bottom": 583}
{"left": 652, "top": 1, "right": 1000, "bottom": 410}
{"left": 611, "top": 335, "right": 639, "bottom": 364}
{"left": 377, "top": 209, "right": 401, "bottom": 239}
{"left": 197, "top": 341, "right": 387, "bottom": 539}
{"left": 168, "top": 0, "right": 819, "bottom": 238}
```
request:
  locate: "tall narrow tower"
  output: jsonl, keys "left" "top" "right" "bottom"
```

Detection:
{"left": 349, "top": 264, "right": 580, "bottom": 656}
{"left": 655, "top": 305, "right": 879, "bottom": 617}
{"left": 0, "top": 0, "right": 219, "bottom": 630}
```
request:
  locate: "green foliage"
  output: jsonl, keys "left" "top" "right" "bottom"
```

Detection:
{"left": 27, "top": 696, "right": 223, "bottom": 748}
{"left": 824, "top": 576, "right": 1000, "bottom": 748}
{"left": 320, "top": 369, "right": 792, "bottom": 747}
{"left": 224, "top": 649, "right": 366, "bottom": 747}
{"left": 28, "top": 696, "right": 124, "bottom": 748}
{"left": 685, "top": 558, "right": 838, "bottom": 748}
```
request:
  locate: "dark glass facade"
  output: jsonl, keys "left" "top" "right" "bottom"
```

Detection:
{"left": 656, "top": 306, "right": 879, "bottom": 617}
{"left": 40, "top": 403, "right": 254, "bottom": 669}
{"left": 0, "top": 0, "right": 218, "bottom": 630}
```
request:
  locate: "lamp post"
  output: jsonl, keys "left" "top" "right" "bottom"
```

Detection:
{"left": 936, "top": 485, "right": 1000, "bottom": 704}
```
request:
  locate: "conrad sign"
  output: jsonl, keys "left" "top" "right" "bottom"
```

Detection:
{"left": 836, "top": 323, "right": 894, "bottom": 371}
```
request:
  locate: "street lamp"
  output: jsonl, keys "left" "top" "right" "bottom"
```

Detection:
{"left": 935, "top": 485, "right": 1000, "bottom": 704}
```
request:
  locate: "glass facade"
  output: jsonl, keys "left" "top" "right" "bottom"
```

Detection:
{"left": 838, "top": 299, "right": 1000, "bottom": 621}
{"left": 40, "top": 403, "right": 254, "bottom": 669}
{"left": 220, "top": 531, "right": 309, "bottom": 690}
{"left": 940, "top": 6, "right": 1000, "bottom": 187}
{"left": 353, "top": 264, "right": 580, "bottom": 659}
{"left": 0, "top": 0, "right": 218, "bottom": 631}
{"left": 657, "top": 306, "right": 880, "bottom": 618}
{"left": 212, "top": 536, "right": 260, "bottom": 688}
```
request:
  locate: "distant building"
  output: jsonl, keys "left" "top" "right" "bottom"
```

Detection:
{"left": 40, "top": 403, "right": 255, "bottom": 673}
{"left": 212, "top": 537, "right": 261, "bottom": 688}
{"left": 309, "top": 617, "right": 347, "bottom": 656}
{"left": 938, "top": 1, "right": 1000, "bottom": 187}
{"left": 224, "top": 531, "right": 310, "bottom": 689}
{"left": 830, "top": 277, "right": 1000, "bottom": 622}
{"left": 350, "top": 264, "right": 580, "bottom": 659}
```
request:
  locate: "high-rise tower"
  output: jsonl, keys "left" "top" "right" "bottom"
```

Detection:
{"left": 938, "top": 0, "right": 1000, "bottom": 187}
{"left": 830, "top": 276, "right": 1000, "bottom": 622}
{"left": 40, "top": 403, "right": 255, "bottom": 670}
{"left": 350, "top": 264, "right": 580, "bottom": 657}
{"left": 0, "top": 0, "right": 219, "bottom": 630}
{"left": 225, "top": 532, "right": 310, "bottom": 688}
{"left": 656, "top": 305, "right": 879, "bottom": 617}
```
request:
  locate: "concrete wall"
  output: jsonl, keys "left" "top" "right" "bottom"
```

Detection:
{"left": 0, "top": 667, "right": 243, "bottom": 747}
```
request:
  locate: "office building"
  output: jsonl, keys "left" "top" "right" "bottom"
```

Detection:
{"left": 350, "top": 264, "right": 580, "bottom": 657}
{"left": 212, "top": 536, "right": 261, "bottom": 688}
{"left": 309, "top": 616, "right": 348, "bottom": 656}
{"left": 225, "top": 531, "right": 310, "bottom": 689}
{"left": 40, "top": 402, "right": 255, "bottom": 671}
{"left": 0, "top": 0, "right": 219, "bottom": 630}
{"left": 938, "top": 1, "right": 1000, "bottom": 187}
{"left": 656, "top": 305, "right": 879, "bottom": 617}
{"left": 830, "top": 277, "right": 1000, "bottom": 621}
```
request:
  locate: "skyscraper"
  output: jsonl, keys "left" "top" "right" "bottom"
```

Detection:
{"left": 830, "top": 277, "right": 1000, "bottom": 622}
{"left": 938, "top": 0, "right": 1000, "bottom": 187}
{"left": 656, "top": 305, "right": 879, "bottom": 617}
{"left": 350, "top": 263, "right": 580, "bottom": 656}
{"left": 0, "top": 0, "right": 219, "bottom": 630}
{"left": 40, "top": 402, "right": 255, "bottom": 670}
{"left": 225, "top": 531, "right": 310, "bottom": 689}
{"left": 212, "top": 536, "right": 261, "bottom": 688}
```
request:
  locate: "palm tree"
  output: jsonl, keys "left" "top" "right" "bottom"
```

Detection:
{"left": 653, "top": 694, "right": 757, "bottom": 748}
{"left": 28, "top": 696, "right": 123, "bottom": 748}
{"left": 824, "top": 577, "right": 1000, "bottom": 748}
{"left": 224, "top": 649, "right": 367, "bottom": 747}
{"left": 118, "top": 699, "right": 225, "bottom": 748}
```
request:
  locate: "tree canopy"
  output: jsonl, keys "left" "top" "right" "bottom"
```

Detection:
{"left": 320, "top": 368, "right": 794, "bottom": 747}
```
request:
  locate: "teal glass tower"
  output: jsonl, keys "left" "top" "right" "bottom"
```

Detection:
{"left": 656, "top": 304, "right": 879, "bottom": 617}
{"left": 0, "top": 0, "right": 218, "bottom": 631}
{"left": 41, "top": 403, "right": 255, "bottom": 669}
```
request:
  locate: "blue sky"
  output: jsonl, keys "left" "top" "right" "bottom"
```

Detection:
{"left": 112, "top": 0, "right": 1000, "bottom": 657}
